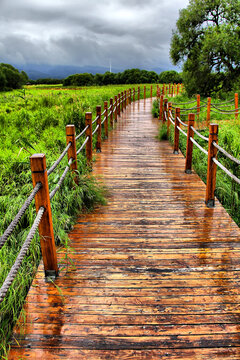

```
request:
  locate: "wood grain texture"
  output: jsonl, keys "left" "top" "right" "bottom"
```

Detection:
{"left": 9, "top": 98, "right": 240, "bottom": 359}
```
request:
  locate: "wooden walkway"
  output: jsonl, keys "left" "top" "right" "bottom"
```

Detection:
{"left": 9, "top": 99, "right": 240, "bottom": 359}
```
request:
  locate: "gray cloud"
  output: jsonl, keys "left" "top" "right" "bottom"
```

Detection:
{"left": 0, "top": 0, "right": 189, "bottom": 71}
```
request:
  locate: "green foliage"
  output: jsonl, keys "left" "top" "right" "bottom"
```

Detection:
{"left": 170, "top": 0, "right": 240, "bottom": 96}
{"left": 0, "top": 64, "right": 28, "bottom": 91}
{"left": 159, "top": 70, "right": 182, "bottom": 84}
{"left": 158, "top": 123, "right": 168, "bottom": 140}
{"left": 63, "top": 69, "right": 159, "bottom": 87}
{"left": 152, "top": 99, "right": 159, "bottom": 118}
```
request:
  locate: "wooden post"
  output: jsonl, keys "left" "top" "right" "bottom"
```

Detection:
{"left": 121, "top": 92, "right": 124, "bottom": 112}
{"left": 129, "top": 89, "right": 132, "bottom": 104}
{"left": 206, "top": 97, "right": 211, "bottom": 126}
{"left": 150, "top": 85, "right": 152, "bottom": 98}
{"left": 114, "top": 95, "right": 118, "bottom": 122}
{"left": 167, "top": 102, "right": 172, "bottom": 137}
{"left": 138, "top": 86, "right": 140, "bottom": 101}
{"left": 205, "top": 124, "right": 218, "bottom": 207}
{"left": 169, "top": 83, "right": 171, "bottom": 96}
{"left": 177, "top": 84, "right": 180, "bottom": 96}
{"left": 85, "top": 112, "right": 92, "bottom": 164}
{"left": 66, "top": 125, "right": 78, "bottom": 183}
{"left": 185, "top": 113, "right": 195, "bottom": 174}
{"left": 171, "top": 85, "right": 174, "bottom": 97}
{"left": 110, "top": 98, "right": 114, "bottom": 127}
{"left": 123, "top": 90, "right": 126, "bottom": 109}
{"left": 235, "top": 93, "right": 238, "bottom": 120}
{"left": 30, "top": 154, "right": 58, "bottom": 278}
{"left": 173, "top": 108, "right": 180, "bottom": 154}
{"left": 118, "top": 93, "right": 121, "bottom": 115}
{"left": 163, "top": 98, "right": 168, "bottom": 123}
{"left": 197, "top": 94, "right": 200, "bottom": 120}
{"left": 162, "top": 84, "right": 165, "bottom": 96}
{"left": 104, "top": 101, "right": 108, "bottom": 138}
{"left": 96, "top": 106, "right": 102, "bottom": 152}
{"left": 133, "top": 88, "right": 135, "bottom": 102}
{"left": 159, "top": 95, "right": 164, "bottom": 121}
{"left": 144, "top": 86, "right": 146, "bottom": 99}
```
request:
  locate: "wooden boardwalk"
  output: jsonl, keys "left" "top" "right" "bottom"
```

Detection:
{"left": 9, "top": 99, "right": 240, "bottom": 359}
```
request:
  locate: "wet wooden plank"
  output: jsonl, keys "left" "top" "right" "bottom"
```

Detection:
{"left": 9, "top": 98, "right": 240, "bottom": 359}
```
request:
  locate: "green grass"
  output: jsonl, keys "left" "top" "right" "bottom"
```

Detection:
{"left": 0, "top": 83, "right": 156, "bottom": 357}
{"left": 155, "top": 92, "right": 240, "bottom": 228}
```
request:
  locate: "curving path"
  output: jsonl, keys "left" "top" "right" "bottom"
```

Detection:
{"left": 9, "top": 98, "right": 240, "bottom": 359}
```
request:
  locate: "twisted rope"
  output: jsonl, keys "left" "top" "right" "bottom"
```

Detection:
{"left": 0, "top": 206, "right": 45, "bottom": 303}
{"left": 177, "top": 125, "right": 187, "bottom": 137}
{"left": 191, "top": 127, "right": 208, "bottom": 142}
{"left": 76, "top": 136, "right": 89, "bottom": 155}
{"left": 213, "top": 142, "right": 240, "bottom": 165}
{"left": 101, "top": 109, "right": 106, "bottom": 116}
{"left": 50, "top": 158, "right": 73, "bottom": 200}
{"left": 92, "top": 115, "right": 99, "bottom": 125}
{"left": 47, "top": 142, "right": 72, "bottom": 176}
{"left": 0, "top": 182, "right": 42, "bottom": 250}
{"left": 92, "top": 124, "right": 99, "bottom": 136}
{"left": 101, "top": 116, "right": 107, "bottom": 125}
{"left": 177, "top": 117, "right": 188, "bottom": 127}
{"left": 76, "top": 125, "right": 89, "bottom": 141}
{"left": 213, "top": 158, "right": 240, "bottom": 185}
{"left": 172, "top": 99, "right": 196, "bottom": 105}
{"left": 190, "top": 137, "right": 208, "bottom": 155}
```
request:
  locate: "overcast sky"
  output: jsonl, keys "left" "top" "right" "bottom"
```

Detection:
{"left": 0, "top": 0, "right": 189, "bottom": 71}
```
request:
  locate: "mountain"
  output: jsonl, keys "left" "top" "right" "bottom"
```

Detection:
{"left": 15, "top": 64, "right": 122, "bottom": 80}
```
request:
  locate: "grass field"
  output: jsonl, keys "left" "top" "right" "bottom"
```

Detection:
{"left": 0, "top": 84, "right": 155, "bottom": 357}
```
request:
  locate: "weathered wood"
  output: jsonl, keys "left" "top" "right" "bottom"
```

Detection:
{"left": 110, "top": 98, "right": 113, "bottom": 127}
{"left": 85, "top": 112, "right": 92, "bottom": 164}
{"left": 159, "top": 95, "right": 163, "bottom": 121}
{"left": 197, "top": 94, "right": 200, "bottom": 120}
{"left": 205, "top": 124, "right": 218, "bottom": 207}
{"left": 174, "top": 107, "right": 180, "bottom": 154}
{"left": 66, "top": 125, "right": 78, "bottom": 183}
{"left": 10, "top": 99, "right": 240, "bottom": 359}
{"left": 167, "top": 102, "right": 172, "bottom": 137}
{"left": 30, "top": 154, "right": 58, "bottom": 277}
{"left": 163, "top": 98, "right": 168, "bottom": 122}
{"left": 206, "top": 97, "right": 211, "bottom": 126}
{"left": 96, "top": 106, "right": 102, "bottom": 152}
{"left": 104, "top": 101, "right": 108, "bottom": 139}
{"left": 114, "top": 95, "right": 118, "bottom": 121}
{"left": 118, "top": 93, "right": 121, "bottom": 115}
{"left": 185, "top": 113, "right": 195, "bottom": 173}
{"left": 235, "top": 93, "right": 238, "bottom": 120}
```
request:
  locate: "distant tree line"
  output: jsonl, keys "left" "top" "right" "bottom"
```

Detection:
{"left": 0, "top": 64, "right": 28, "bottom": 91}
{"left": 63, "top": 69, "right": 183, "bottom": 87}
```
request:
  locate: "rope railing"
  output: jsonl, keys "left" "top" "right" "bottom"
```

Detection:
{"left": 75, "top": 125, "right": 89, "bottom": 141}
{"left": 50, "top": 158, "right": 73, "bottom": 200}
{"left": 190, "top": 137, "right": 208, "bottom": 155}
{"left": 190, "top": 126, "right": 208, "bottom": 142}
{"left": 76, "top": 136, "right": 89, "bottom": 155}
{"left": 0, "top": 207, "right": 45, "bottom": 303}
{"left": 0, "top": 182, "right": 42, "bottom": 250}
{"left": 161, "top": 96, "right": 239, "bottom": 208}
{"left": 47, "top": 142, "right": 72, "bottom": 176}
{"left": 212, "top": 157, "right": 240, "bottom": 185}
{"left": 0, "top": 84, "right": 165, "bottom": 302}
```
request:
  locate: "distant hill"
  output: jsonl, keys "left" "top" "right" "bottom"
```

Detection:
{"left": 15, "top": 64, "right": 167, "bottom": 80}
{"left": 15, "top": 64, "right": 122, "bottom": 80}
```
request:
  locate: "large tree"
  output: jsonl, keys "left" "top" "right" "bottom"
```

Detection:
{"left": 170, "top": 0, "right": 240, "bottom": 96}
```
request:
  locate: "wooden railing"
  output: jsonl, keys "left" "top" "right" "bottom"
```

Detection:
{"left": 159, "top": 96, "right": 240, "bottom": 208}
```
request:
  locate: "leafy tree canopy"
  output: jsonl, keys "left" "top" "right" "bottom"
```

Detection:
{"left": 170, "top": 0, "right": 240, "bottom": 96}
{"left": 159, "top": 70, "right": 182, "bottom": 84}
{"left": 0, "top": 63, "right": 28, "bottom": 91}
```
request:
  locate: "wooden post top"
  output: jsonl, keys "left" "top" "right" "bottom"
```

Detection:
{"left": 30, "top": 154, "right": 46, "bottom": 172}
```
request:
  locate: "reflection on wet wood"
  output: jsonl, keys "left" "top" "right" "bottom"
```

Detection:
{"left": 9, "top": 99, "right": 240, "bottom": 359}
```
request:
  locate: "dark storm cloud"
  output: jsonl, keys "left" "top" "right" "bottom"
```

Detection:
{"left": 0, "top": 0, "right": 189, "bottom": 70}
